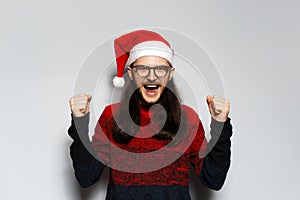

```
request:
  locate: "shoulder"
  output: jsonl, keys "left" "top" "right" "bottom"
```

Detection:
{"left": 181, "top": 104, "right": 205, "bottom": 134}
{"left": 181, "top": 104, "right": 201, "bottom": 123}
{"left": 101, "top": 103, "right": 121, "bottom": 115}
{"left": 181, "top": 104, "right": 197, "bottom": 115}
{"left": 100, "top": 103, "right": 121, "bottom": 116}
{"left": 97, "top": 103, "right": 121, "bottom": 124}
{"left": 94, "top": 103, "right": 121, "bottom": 139}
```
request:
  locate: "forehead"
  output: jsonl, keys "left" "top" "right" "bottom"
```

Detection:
{"left": 133, "top": 56, "right": 170, "bottom": 66}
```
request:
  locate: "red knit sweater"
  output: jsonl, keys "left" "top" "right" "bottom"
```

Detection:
{"left": 68, "top": 103, "right": 232, "bottom": 199}
{"left": 91, "top": 103, "right": 207, "bottom": 187}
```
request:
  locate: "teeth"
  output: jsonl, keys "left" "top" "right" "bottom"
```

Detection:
{"left": 144, "top": 84, "right": 159, "bottom": 90}
{"left": 147, "top": 85, "right": 157, "bottom": 88}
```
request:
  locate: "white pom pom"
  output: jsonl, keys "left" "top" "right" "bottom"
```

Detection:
{"left": 113, "top": 76, "right": 125, "bottom": 88}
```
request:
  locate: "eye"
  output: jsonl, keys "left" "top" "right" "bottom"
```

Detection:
{"left": 137, "top": 66, "right": 148, "bottom": 71}
{"left": 135, "top": 65, "right": 149, "bottom": 76}
{"left": 156, "top": 66, "right": 169, "bottom": 73}
{"left": 154, "top": 66, "right": 169, "bottom": 77}
{"left": 137, "top": 65, "right": 148, "bottom": 70}
{"left": 156, "top": 66, "right": 168, "bottom": 71}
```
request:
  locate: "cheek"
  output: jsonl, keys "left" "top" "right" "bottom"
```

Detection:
{"left": 133, "top": 78, "right": 143, "bottom": 88}
{"left": 133, "top": 75, "right": 145, "bottom": 86}
{"left": 160, "top": 78, "right": 169, "bottom": 87}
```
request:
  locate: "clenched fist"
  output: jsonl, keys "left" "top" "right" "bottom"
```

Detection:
{"left": 206, "top": 95, "right": 230, "bottom": 122}
{"left": 69, "top": 94, "right": 92, "bottom": 117}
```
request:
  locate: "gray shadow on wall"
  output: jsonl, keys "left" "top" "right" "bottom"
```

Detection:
{"left": 189, "top": 168, "right": 214, "bottom": 200}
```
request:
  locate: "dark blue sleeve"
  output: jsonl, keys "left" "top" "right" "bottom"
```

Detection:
{"left": 199, "top": 117, "right": 233, "bottom": 190}
{"left": 67, "top": 113, "right": 106, "bottom": 188}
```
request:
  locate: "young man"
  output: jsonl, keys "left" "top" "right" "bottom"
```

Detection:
{"left": 68, "top": 30, "right": 232, "bottom": 199}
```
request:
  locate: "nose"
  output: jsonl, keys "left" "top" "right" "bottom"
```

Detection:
{"left": 147, "top": 68, "right": 157, "bottom": 82}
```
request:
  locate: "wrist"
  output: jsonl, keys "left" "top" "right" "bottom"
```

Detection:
{"left": 72, "top": 112, "right": 90, "bottom": 119}
{"left": 72, "top": 111, "right": 89, "bottom": 118}
{"left": 71, "top": 112, "right": 90, "bottom": 135}
{"left": 210, "top": 117, "right": 232, "bottom": 139}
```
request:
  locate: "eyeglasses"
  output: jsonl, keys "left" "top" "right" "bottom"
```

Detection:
{"left": 131, "top": 65, "right": 171, "bottom": 77}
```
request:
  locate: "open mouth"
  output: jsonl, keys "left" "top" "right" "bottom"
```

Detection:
{"left": 142, "top": 84, "right": 161, "bottom": 97}
{"left": 143, "top": 84, "right": 160, "bottom": 90}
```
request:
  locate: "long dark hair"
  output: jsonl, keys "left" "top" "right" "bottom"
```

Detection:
{"left": 110, "top": 71, "right": 187, "bottom": 144}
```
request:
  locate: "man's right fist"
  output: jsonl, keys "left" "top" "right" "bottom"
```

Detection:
{"left": 69, "top": 94, "right": 92, "bottom": 117}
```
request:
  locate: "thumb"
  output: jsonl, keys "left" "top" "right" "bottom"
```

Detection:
{"left": 206, "top": 95, "right": 213, "bottom": 114}
{"left": 206, "top": 95, "right": 213, "bottom": 105}
{"left": 87, "top": 94, "right": 92, "bottom": 102}
{"left": 86, "top": 102, "right": 90, "bottom": 114}
{"left": 86, "top": 95, "right": 92, "bottom": 112}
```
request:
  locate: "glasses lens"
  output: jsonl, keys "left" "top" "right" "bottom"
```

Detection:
{"left": 136, "top": 66, "right": 149, "bottom": 77}
{"left": 134, "top": 65, "right": 170, "bottom": 77}
{"left": 155, "top": 66, "right": 169, "bottom": 77}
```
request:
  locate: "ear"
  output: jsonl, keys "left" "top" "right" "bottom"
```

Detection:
{"left": 127, "top": 67, "right": 133, "bottom": 80}
{"left": 169, "top": 67, "right": 175, "bottom": 81}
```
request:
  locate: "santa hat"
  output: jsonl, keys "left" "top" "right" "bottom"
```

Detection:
{"left": 113, "top": 30, "right": 174, "bottom": 87}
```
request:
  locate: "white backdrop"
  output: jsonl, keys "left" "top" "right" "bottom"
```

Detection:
{"left": 1, "top": 0, "right": 300, "bottom": 199}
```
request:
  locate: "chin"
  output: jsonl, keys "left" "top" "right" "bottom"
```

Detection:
{"left": 141, "top": 94, "right": 161, "bottom": 104}
{"left": 144, "top": 98, "right": 160, "bottom": 104}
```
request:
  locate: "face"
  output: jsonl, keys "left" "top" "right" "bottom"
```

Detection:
{"left": 127, "top": 56, "right": 175, "bottom": 104}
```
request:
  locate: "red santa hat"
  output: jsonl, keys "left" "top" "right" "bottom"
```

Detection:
{"left": 113, "top": 30, "right": 174, "bottom": 87}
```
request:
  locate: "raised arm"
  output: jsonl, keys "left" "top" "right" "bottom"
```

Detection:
{"left": 199, "top": 117, "right": 232, "bottom": 190}
{"left": 68, "top": 94, "right": 106, "bottom": 188}
{"left": 190, "top": 96, "right": 233, "bottom": 190}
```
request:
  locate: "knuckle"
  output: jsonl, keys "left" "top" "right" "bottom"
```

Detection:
{"left": 83, "top": 95, "right": 88, "bottom": 100}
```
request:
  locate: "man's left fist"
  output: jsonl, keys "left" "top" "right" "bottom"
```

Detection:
{"left": 206, "top": 95, "right": 230, "bottom": 122}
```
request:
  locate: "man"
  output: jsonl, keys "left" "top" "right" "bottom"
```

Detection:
{"left": 68, "top": 30, "right": 232, "bottom": 199}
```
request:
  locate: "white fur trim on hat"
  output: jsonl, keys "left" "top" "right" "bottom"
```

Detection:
{"left": 113, "top": 76, "right": 125, "bottom": 88}
{"left": 126, "top": 41, "right": 174, "bottom": 67}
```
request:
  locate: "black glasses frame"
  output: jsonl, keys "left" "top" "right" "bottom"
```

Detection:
{"left": 131, "top": 65, "right": 171, "bottom": 78}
